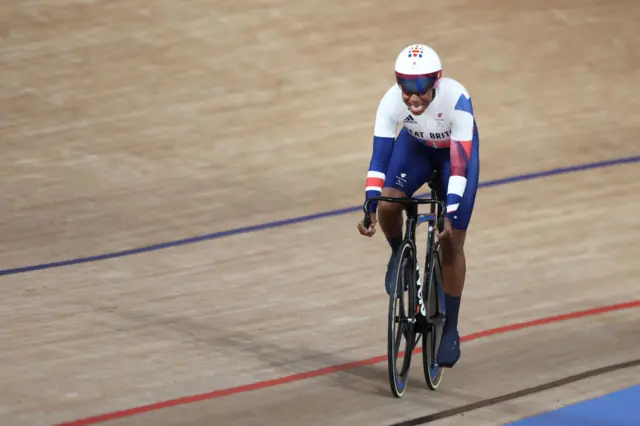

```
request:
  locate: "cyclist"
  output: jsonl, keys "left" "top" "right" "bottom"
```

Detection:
{"left": 357, "top": 44, "right": 480, "bottom": 368}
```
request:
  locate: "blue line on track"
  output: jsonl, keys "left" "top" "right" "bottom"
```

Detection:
{"left": 1, "top": 155, "right": 638, "bottom": 276}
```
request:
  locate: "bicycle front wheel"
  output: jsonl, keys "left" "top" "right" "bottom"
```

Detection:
{"left": 387, "top": 240, "right": 417, "bottom": 398}
{"left": 423, "top": 246, "right": 445, "bottom": 390}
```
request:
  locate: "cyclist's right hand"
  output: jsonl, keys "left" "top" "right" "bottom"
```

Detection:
{"left": 357, "top": 213, "right": 377, "bottom": 237}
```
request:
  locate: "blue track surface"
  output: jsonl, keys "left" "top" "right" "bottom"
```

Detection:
{"left": 505, "top": 385, "right": 640, "bottom": 426}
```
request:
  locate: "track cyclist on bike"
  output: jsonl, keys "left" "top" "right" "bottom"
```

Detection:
{"left": 357, "top": 44, "right": 480, "bottom": 368}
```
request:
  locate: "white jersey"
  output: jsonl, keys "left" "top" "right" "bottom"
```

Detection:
{"left": 365, "top": 77, "right": 477, "bottom": 214}
{"left": 373, "top": 77, "right": 474, "bottom": 149}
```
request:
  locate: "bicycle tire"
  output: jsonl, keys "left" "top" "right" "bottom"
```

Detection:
{"left": 422, "top": 246, "right": 445, "bottom": 390}
{"left": 387, "top": 240, "right": 417, "bottom": 398}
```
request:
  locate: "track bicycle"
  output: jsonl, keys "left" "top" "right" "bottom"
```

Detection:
{"left": 362, "top": 177, "right": 447, "bottom": 397}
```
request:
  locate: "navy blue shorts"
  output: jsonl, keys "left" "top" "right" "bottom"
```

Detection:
{"left": 384, "top": 127, "right": 480, "bottom": 230}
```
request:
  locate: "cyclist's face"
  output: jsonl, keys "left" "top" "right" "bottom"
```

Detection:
{"left": 401, "top": 89, "right": 433, "bottom": 116}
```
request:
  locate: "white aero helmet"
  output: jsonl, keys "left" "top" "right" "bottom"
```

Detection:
{"left": 394, "top": 44, "right": 442, "bottom": 94}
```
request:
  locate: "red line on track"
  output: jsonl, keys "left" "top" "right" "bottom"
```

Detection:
{"left": 56, "top": 300, "right": 639, "bottom": 426}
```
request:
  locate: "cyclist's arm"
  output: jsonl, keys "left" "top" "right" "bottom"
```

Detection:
{"left": 365, "top": 88, "right": 399, "bottom": 213}
{"left": 447, "top": 91, "right": 475, "bottom": 218}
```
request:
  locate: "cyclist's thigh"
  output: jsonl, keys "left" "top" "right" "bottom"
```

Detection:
{"left": 384, "top": 128, "right": 434, "bottom": 197}
{"left": 434, "top": 133, "right": 480, "bottom": 230}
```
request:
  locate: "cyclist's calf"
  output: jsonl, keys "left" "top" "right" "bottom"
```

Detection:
{"left": 440, "top": 229, "right": 466, "bottom": 257}
{"left": 439, "top": 229, "right": 467, "bottom": 297}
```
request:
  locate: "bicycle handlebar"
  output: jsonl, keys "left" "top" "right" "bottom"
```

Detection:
{"left": 362, "top": 196, "right": 446, "bottom": 229}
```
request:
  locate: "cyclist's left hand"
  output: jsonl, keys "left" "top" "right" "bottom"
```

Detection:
{"left": 357, "top": 213, "right": 377, "bottom": 237}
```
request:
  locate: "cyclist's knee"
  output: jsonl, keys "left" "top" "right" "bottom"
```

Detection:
{"left": 381, "top": 186, "right": 406, "bottom": 199}
{"left": 378, "top": 187, "right": 405, "bottom": 217}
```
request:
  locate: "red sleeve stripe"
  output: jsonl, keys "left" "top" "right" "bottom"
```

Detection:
{"left": 458, "top": 140, "right": 473, "bottom": 159}
{"left": 450, "top": 140, "right": 472, "bottom": 176}
{"left": 366, "top": 177, "right": 385, "bottom": 189}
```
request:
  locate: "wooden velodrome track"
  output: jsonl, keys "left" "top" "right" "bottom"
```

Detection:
{"left": 2, "top": 0, "right": 639, "bottom": 425}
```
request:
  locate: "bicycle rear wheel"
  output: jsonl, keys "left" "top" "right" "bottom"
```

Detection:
{"left": 387, "top": 240, "right": 417, "bottom": 398}
{"left": 422, "top": 246, "right": 445, "bottom": 390}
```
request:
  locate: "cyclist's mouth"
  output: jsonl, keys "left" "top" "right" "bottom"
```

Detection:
{"left": 408, "top": 100, "right": 427, "bottom": 115}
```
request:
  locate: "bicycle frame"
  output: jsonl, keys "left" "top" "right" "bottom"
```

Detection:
{"left": 363, "top": 190, "right": 447, "bottom": 394}
{"left": 363, "top": 192, "right": 446, "bottom": 322}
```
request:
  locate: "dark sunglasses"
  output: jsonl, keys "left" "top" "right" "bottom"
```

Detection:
{"left": 395, "top": 71, "right": 441, "bottom": 95}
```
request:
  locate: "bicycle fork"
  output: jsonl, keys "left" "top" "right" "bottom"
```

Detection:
{"left": 415, "top": 212, "right": 436, "bottom": 319}
{"left": 415, "top": 263, "right": 426, "bottom": 317}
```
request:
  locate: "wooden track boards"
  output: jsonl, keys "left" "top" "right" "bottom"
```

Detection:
{"left": 1, "top": 0, "right": 639, "bottom": 424}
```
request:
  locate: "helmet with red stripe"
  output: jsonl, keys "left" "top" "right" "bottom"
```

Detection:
{"left": 394, "top": 44, "right": 442, "bottom": 95}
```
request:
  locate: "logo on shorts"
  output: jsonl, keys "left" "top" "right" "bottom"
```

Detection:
{"left": 395, "top": 173, "right": 407, "bottom": 188}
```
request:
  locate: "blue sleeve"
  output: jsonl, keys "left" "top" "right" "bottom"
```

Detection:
{"left": 365, "top": 136, "right": 395, "bottom": 213}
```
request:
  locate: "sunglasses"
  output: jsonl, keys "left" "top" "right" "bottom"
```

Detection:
{"left": 395, "top": 71, "right": 441, "bottom": 95}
